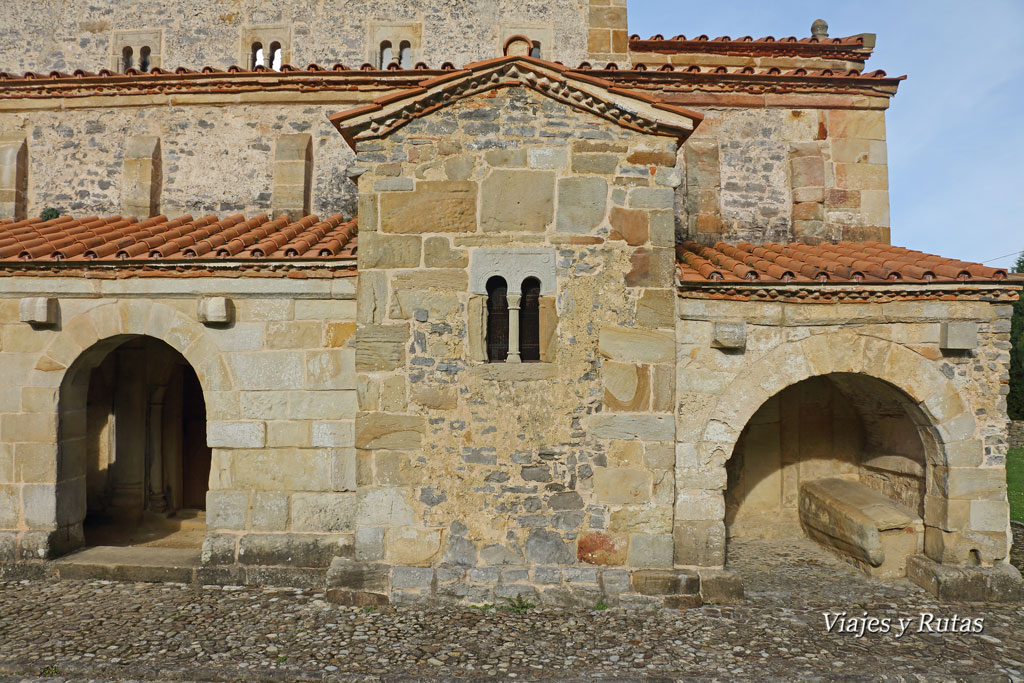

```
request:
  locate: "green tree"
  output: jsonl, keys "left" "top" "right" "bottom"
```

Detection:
{"left": 1009, "top": 254, "right": 1024, "bottom": 420}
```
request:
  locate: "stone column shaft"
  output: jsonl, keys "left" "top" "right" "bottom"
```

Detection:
{"left": 507, "top": 294, "right": 522, "bottom": 363}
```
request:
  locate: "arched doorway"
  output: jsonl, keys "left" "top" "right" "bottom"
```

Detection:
{"left": 725, "top": 373, "right": 934, "bottom": 579}
{"left": 61, "top": 335, "right": 210, "bottom": 549}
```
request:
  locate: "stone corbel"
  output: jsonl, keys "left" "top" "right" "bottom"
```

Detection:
{"left": 19, "top": 297, "right": 58, "bottom": 327}
{"left": 711, "top": 321, "right": 746, "bottom": 350}
{"left": 198, "top": 297, "right": 233, "bottom": 325}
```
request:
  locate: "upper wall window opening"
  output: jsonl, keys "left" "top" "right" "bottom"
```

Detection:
{"left": 251, "top": 42, "right": 264, "bottom": 70}
{"left": 269, "top": 42, "right": 283, "bottom": 71}
{"left": 121, "top": 46, "right": 133, "bottom": 72}
{"left": 486, "top": 276, "right": 509, "bottom": 363}
{"left": 398, "top": 41, "right": 412, "bottom": 69}
{"left": 139, "top": 46, "right": 151, "bottom": 72}
{"left": 520, "top": 277, "right": 541, "bottom": 362}
{"left": 530, "top": 42, "right": 542, "bottom": 59}
{"left": 379, "top": 41, "right": 393, "bottom": 68}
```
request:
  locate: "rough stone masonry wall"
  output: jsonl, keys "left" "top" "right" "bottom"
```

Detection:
{"left": 0, "top": 276, "right": 358, "bottom": 568}
{"left": 674, "top": 293, "right": 1015, "bottom": 568}
{"left": 679, "top": 106, "right": 891, "bottom": 246}
{"left": 352, "top": 86, "right": 680, "bottom": 604}
{"left": 1011, "top": 421, "right": 1024, "bottom": 450}
{"left": 0, "top": 103, "right": 357, "bottom": 221}
{"left": 0, "top": 0, "right": 589, "bottom": 74}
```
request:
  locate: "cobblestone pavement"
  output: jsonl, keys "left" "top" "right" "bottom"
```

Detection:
{"left": 1, "top": 533, "right": 1022, "bottom": 682}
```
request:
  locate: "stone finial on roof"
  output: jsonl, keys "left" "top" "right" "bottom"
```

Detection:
{"left": 811, "top": 19, "right": 829, "bottom": 39}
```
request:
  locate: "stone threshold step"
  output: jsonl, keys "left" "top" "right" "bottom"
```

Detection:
{"left": 3, "top": 547, "right": 330, "bottom": 590}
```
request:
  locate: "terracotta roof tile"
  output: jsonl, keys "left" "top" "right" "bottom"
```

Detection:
{"left": 628, "top": 34, "right": 873, "bottom": 61}
{"left": 0, "top": 213, "right": 357, "bottom": 264}
{"left": 677, "top": 241, "right": 1020, "bottom": 285}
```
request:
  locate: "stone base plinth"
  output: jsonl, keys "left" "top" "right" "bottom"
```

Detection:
{"left": 325, "top": 559, "right": 711, "bottom": 608}
{"left": 907, "top": 555, "right": 1024, "bottom": 602}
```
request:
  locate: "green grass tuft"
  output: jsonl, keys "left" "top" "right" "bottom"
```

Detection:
{"left": 1007, "top": 448, "right": 1024, "bottom": 523}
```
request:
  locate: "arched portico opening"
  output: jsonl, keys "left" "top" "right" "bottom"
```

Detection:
{"left": 726, "top": 372, "right": 936, "bottom": 578}
{"left": 60, "top": 335, "right": 210, "bottom": 550}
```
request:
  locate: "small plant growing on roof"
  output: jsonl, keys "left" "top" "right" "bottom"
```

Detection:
{"left": 500, "top": 593, "right": 535, "bottom": 613}
{"left": 593, "top": 599, "right": 608, "bottom": 611}
{"left": 469, "top": 603, "right": 495, "bottom": 612}
{"left": 40, "top": 207, "right": 61, "bottom": 221}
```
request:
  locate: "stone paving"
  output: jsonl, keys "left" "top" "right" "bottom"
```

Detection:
{"left": 0, "top": 532, "right": 1022, "bottom": 682}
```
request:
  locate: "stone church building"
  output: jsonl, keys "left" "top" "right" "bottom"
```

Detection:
{"left": 0, "top": 2, "right": 1020, "bottom": 605}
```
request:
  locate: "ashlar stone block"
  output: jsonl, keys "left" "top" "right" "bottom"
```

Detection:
{"left": 380, "top": 180, "right": 478, "bottom": 233}
{"left": 480, "top": 169, "right": 554, "bottom": 233}
{"left": 940, "top": 322, "right": 978, "bottom": 351}
{"left": 556, "top": 176, "right": 607, "bottom": 233}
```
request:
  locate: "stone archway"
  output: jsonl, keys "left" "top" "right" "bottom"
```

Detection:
{"left": 66, "top": 335, "right": 211, "bottom": 548}
{"left": 10, "top": 301, "right": 231, "bottom": 559}
{"left": 724, "top": 372, "right": 935, "bottom": 577}
{"left": 676, "top": 330, "right": 1003, "bottom": 572}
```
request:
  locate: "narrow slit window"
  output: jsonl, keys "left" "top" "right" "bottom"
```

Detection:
{"left": 519, "top": 277, "right": 541, "bottom": 362}
{"left": 269, "top": 42, "right": 282, "bottom": 71}
{"left": 530, "top": 42, "right": 542, "bottom": 59}
{"left": 122, "top": 46, "right": 134, "bottom": 72}
{"left": 251, "top": 42, "right": 264, "bottom": 70}
{"left": 486, "top": 276, "right": 509, "bottom": 363}
{"left": 139, "top": 46, "right": 151, "bottom": 72}
{"left": 398, "top": 40, "right": 412, "bottom": 69}
{"left": 379, "top": 41, "right": 393, "bottom": 68}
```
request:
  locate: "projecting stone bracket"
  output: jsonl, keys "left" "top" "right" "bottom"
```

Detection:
{"left": 197, "top": 297, "right": 233, "bottom": 325}
{"left": 19, "top": 297, "right": 58, "bottom": 327}
{"left": 939, "top": 322, "right": 978, "bottom": 351}
{"left": 711, "top": 321, "right": 746, "bottom": 350}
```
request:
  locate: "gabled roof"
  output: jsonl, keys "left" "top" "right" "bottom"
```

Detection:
{"left": 0, "top": 213, "right": 357, "bottom": 265}
{"left": 677, "top": 241, "right": 1020, "bottom": 285}
{"left": 328, "top": 56, "right": 704, "bottom": 149}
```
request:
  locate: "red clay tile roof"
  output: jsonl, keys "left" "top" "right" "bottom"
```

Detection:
{"left": 629, "top": 34, "right": 873, "bottom": 61}
{"left": 677, "top": 241, "right": 1020, "bottom": 285}
{"left": 0, "top": 213, "right": 357, "bottom": 264}
{"left": 0, "top": 58, "right": 903, "bottom": 105}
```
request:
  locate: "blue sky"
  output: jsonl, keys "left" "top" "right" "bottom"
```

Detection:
{"left": 628, "top": 1, "right": 1024, "bottom": 270}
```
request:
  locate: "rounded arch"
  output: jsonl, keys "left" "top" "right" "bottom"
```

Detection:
{"left": 29, "top": 300, "right": 232, "bottom": 398}
{"left": 697, "top": 331, "right": 975, "bottom": 469}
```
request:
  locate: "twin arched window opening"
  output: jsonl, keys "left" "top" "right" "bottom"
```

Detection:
{"left": 379, "top": 40, "right": 412, "bottom": 69}
{"left": 251, "top": 42, "right": 283, "bottom": 71}
{"left": 122, "top": 45, "right": 152, "bottom": 73}
{"left": 486, "top": 276, "right": 541, "bottom": 363}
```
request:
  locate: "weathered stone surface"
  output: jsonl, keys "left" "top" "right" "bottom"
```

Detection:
{"left": 593, "top": 467, "right": 652, "bottom": 504}
{"left": 386, "top": 527, "right": 441, "bottom": 566}
{"left": 359, "top": 233, "right": 421, "bottom": 269}
{"left": 355, "top": 413, "right": 425, "bottom": 450}
{"left": 590, "top": 414, "right": 674, "bottom": 441}
{"left": 697, "top": 569, "right": 745, "bottom": 604}
{"left": 598, "top": 327, "right": 674, "bottom": 364}
{"left": 355, "top": 324, "right": 408, "bottom": 371}
{"left": 481, "top": 169, "right": 554, "bottom": 232}
{"left": 380, "top": 180, "right": 478, "bottom": 233}
{"left": 608, "top": 207, "right": 648, "bottom": 246}
{"left": 631, "top": 569, "right": 699, "bottom": 595}
{"left": 799, "top": 478, "right": 922, "bottom": 576}
{"left": 423, "top": 236, "right": 468, "bottom": 268}
{"left": 525, "top": 529, "right": 573, "bottom": 565}
{"left": 556, "top": 177, "right": 607, "bottom": 233}
{"left": 602, "top": 361, "right": 650, "bottom": 411}
{"left": 577, "top": 531, "right": 628, "bottom": 565}
{"left": 907, "top": 555, "right": 1023, "bottom": 602}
